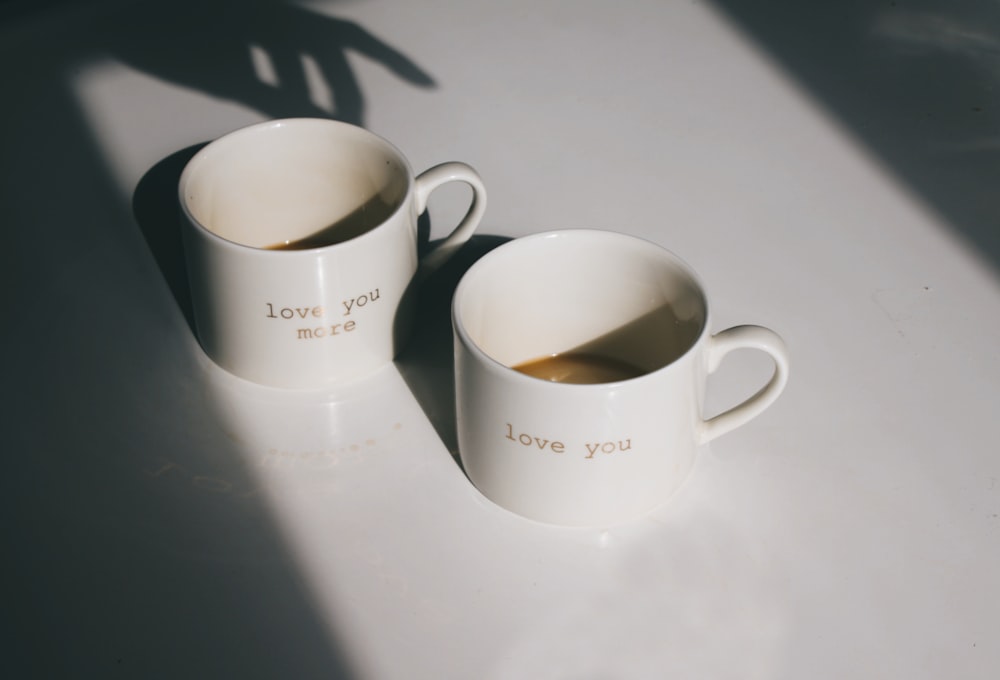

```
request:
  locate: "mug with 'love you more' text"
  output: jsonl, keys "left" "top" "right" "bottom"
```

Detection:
{"left": 180, "top": 118, "right": 486, "bottom": 388}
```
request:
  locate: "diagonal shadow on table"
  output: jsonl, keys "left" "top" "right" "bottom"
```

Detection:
{"left": 3, "top": 1, "right": 438, "bottom": 677}
{"left": 711, "top": 0, "right": 1000, "bottom": 271}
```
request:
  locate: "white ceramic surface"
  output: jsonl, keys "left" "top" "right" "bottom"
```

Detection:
{"left": 453, "top": 230, "right": 788, "bottom": 525}
{"left": 179, "top": 118, "right": 486, "bottom": 388}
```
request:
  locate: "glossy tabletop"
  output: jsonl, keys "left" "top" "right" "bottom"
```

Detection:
{"left": 3, "top": 1, "right": 999, "bottom": 678}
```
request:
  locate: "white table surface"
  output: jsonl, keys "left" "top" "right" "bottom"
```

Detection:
{"left": 3, "top": 1, "right": 999, "bottom": 678}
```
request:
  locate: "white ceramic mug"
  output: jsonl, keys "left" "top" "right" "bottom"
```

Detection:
{"left": 179, "top": 118, "right": 486, "bottom": 388}
{"left": 452, "top": 230, "right": 789, "bottom": 526}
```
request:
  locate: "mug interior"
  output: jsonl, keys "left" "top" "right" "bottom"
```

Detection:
{"left": 455, "top": 231, "right": 708, "bottom": 377}
{"left": 180, "top": 119, "right": 410, "bottom": 249}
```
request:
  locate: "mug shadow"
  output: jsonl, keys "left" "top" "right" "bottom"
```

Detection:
{"left": 132, "top": 143, "right": 207, "bottom": 335}
{"left": 395, "top": 232, "right": 512, "bottom": 460}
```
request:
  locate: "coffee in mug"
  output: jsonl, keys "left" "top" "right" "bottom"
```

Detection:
{"left": 512, "top": 352, "right": 645, "bottom": 384}
{"left": 452, "top": 229, "right": 788, "bottom": 526}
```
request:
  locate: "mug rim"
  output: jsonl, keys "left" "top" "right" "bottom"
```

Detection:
{"left": 178, "top": 117, "right": 415, "bottom": 255}
{"left": 452, "top": 229, "right": 713, "bottom": 389}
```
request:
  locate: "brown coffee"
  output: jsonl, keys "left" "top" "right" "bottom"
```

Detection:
{"left": 265, "top": 193, "right": 398, "bottom": 250}
{"left": 512, "top": 352, "right": 647, "bottom": 384}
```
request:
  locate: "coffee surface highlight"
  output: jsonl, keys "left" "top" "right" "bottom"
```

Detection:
{"left": 512, "top": 352, "right": 646, "bottom": 384}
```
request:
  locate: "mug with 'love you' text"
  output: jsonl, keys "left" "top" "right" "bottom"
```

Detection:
{"left": 452, "top": 230, "right": 789, "bottom": 526}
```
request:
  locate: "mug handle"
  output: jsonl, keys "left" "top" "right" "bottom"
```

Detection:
{"left": 699, "top": 325, "right": 789, "bottom": 444}
{"left": 413, "top": 162, "right": 487, "bottom": 275}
